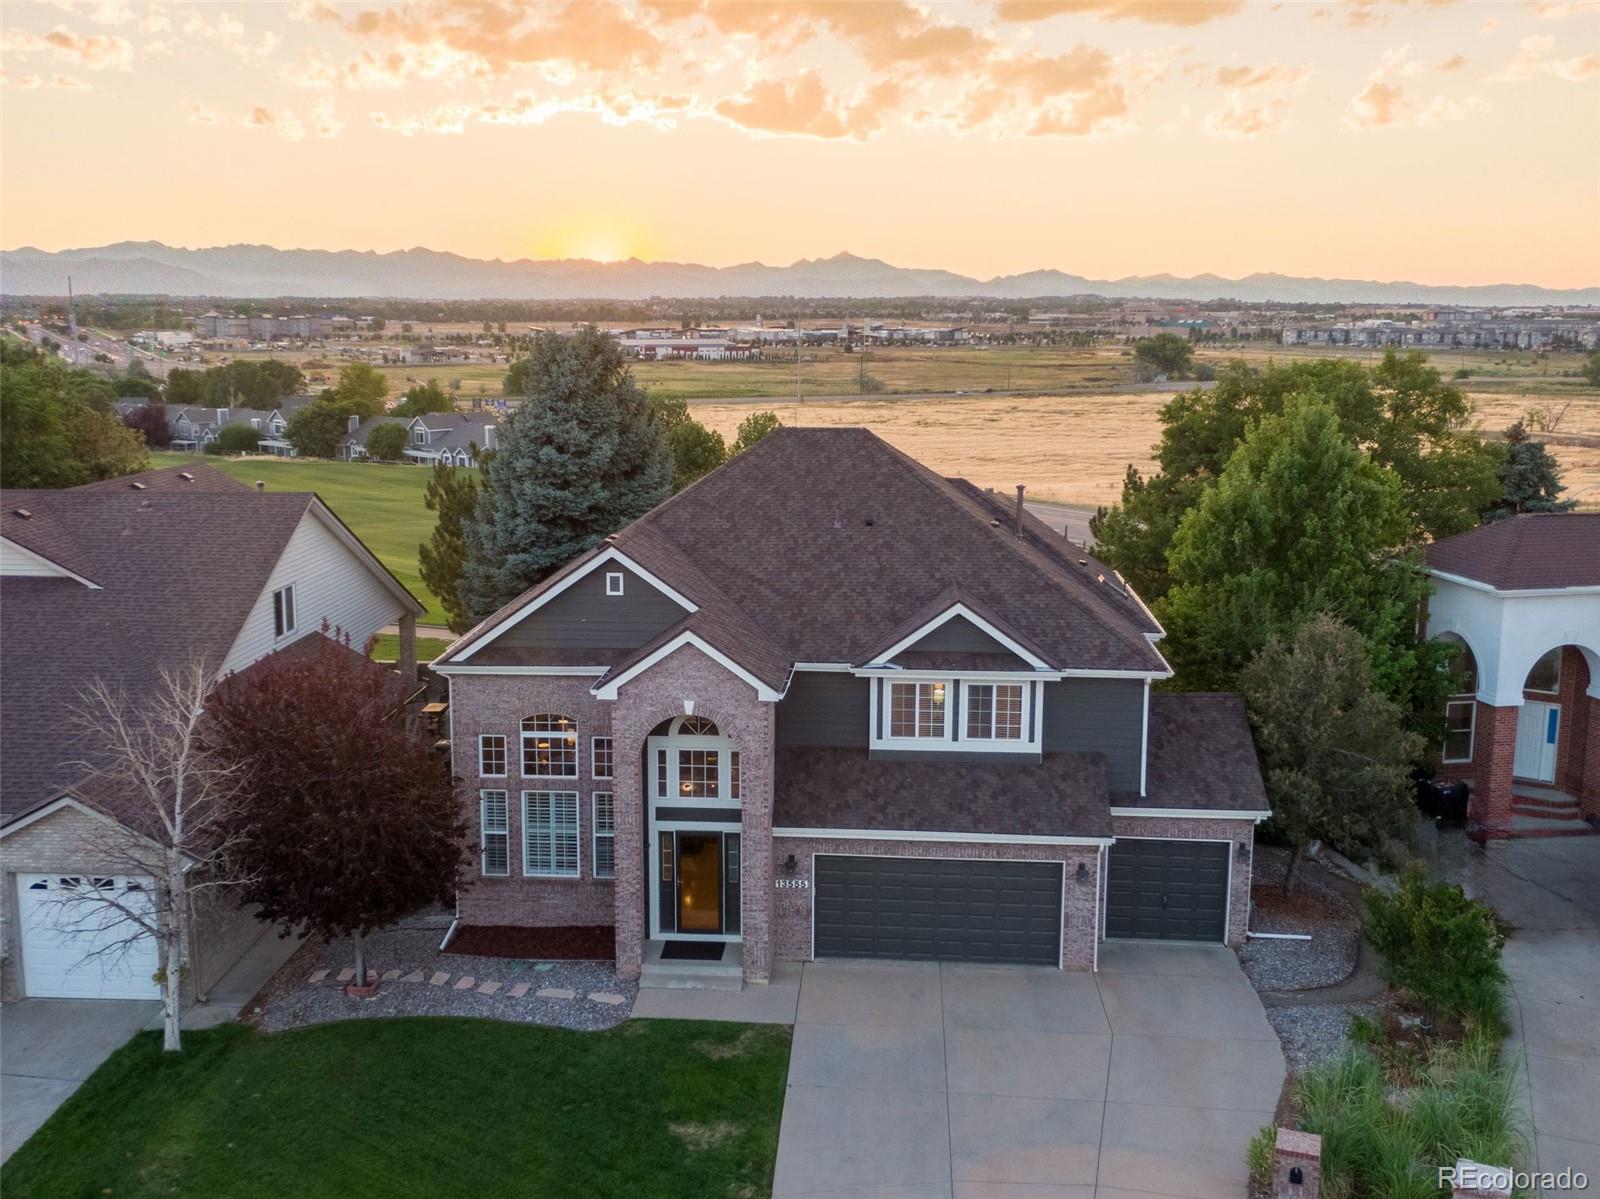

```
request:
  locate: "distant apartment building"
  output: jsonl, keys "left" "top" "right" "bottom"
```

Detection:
{"left": 191, "top": 313, "right": 365, "bottom": 341}
{"left": 1281, "top": 316, "right": 1599, "bottom": 351}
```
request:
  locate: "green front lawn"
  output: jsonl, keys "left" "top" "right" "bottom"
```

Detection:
{"left": 1, "top": 1018, "right": 791, "bottom": 1199}
{"left": 150, "top": 453, "right": 456, "bottom": 626}
{"left": 369, "top": 632, "right": 454, "bottom": 663}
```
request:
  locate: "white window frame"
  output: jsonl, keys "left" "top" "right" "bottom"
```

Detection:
{"left": 885, "top": 680, "right": 951, "bottom": 741}
{"left": 868, "top": 674, "right": 1041, "bottom": 754}
{"left": 272, "top": 584, "right": 297, "bottom": 639}
{"left": 478, "top": 734, "right": 507, "bottom": 778}
{"left": 591, "top": 736, "right": 613, "bottom": 780}
{"left": 1442, "top": 699, "right": 1476, "bottom": 764}
{"left": 522, "top": 790, "right": 580, "bottom": 878}
{"left": 479, "top": 790, "right": 509, "bottom": 877}
{"left": 521, "top": 714, "right": 579, "bottom": 778}
{"left": 592, "top": 792, "right": 615, "bottom": 879}
{"left": 605, "top": 571, "right": 625, "bottom": 596}
{"left": 962, "top": 681, "right": 1027, "bottom": 742}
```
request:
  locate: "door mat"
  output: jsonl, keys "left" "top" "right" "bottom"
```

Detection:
{"left": 659, "top": 941, "right": 726, "bottom": 962}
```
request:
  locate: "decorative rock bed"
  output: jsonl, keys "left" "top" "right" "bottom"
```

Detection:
{"left": 252, "top": 921, "right": 638, "bottom": 1034}
{"left": 1240, "top": 846, "right": 1362, "bottom": 993}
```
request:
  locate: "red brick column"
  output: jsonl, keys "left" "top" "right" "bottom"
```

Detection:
{"left": 1468, "top": 703, "right": 1519, "bottom": 842}
{"left": 1554, "top": 648, "right": 1589, "bottom": 796}
{"left": 1581, "top": 692, "right": 1600, "bottom": 823}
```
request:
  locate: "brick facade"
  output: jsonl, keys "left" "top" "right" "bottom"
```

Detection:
{"left": 1467, "top": 703, "right": 1520, "bottom": 840}
{"left": 606, "top": 646, "right": 776, "bottom": 984}
{"left": 1109, "top": 815, "right": 1256, "bottom": 949}
{"left": 769, "top": 837, "right": 1103, "bottom": 970}
{"left": 447, "top": 675, "right": 619, "bottom": 929}
{"left": 1552, "top": 648, "right": 1595, "bottom": 815}
{"left": 1, "top": 803, "right": 265, "bottom": 1004}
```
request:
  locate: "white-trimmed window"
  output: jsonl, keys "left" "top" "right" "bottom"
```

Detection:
{"left": 522, "top": 714, "right": 578, "bottom": 777}
{"left": 1443, "top": 701, "right": 1476, "bottom": 764}
{"left": 605, "top": 571, "right": 624, "bottom": 596}
{"left": 677, "top": 749, "right": 720, "bottom": 798}
{"left": 965, "top": 683, "right": 1024, "bottom": 741}
{"left": 272, "top": 584, "right": 296, "bottom": 638}
{"left": 889, "top": 681, "right": 947, "bottom": 738}
{"left": 592, "top": 736, "right": 613, "bottom": 779}
{"left": 523, "top": 791, "right": 579, "bottom": 877}
{"left": 592, "top": 792, "right": 615, "bottom": 879}
{"left": 480, "top": 790, "right": 509, "bottom": 877}
{"left": 479, "top": 734, "right": 507, "bottom": 777}
{"left": 730, "top": 751, "right": 742, "bottom": 800}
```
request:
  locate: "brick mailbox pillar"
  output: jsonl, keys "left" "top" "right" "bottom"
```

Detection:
{"left": 1272, "top": 1128, "right": 1321, "bottom": 1199}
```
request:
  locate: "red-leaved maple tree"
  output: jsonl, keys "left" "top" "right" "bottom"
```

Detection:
{"left": 207, "top": 629, "right": 465, "bottom": 987}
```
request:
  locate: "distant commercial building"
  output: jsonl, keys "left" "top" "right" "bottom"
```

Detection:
{"left": 1281, "top": 317, "right": 1599, "bottom": 351}
{"left": 191, "top": 313, "right": 367, "bottom": 341}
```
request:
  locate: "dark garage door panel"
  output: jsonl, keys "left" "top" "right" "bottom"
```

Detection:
{"left": 814, "top": 856, "right": 1063, "bottom": 966}
{"left": 1105, "top": 838, "right": 1229, "bottom": 943}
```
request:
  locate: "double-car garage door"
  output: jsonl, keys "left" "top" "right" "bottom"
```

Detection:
{"left": 814, "top": 855, "right": 1063, "bottom": 966}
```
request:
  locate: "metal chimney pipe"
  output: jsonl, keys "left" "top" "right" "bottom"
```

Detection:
{"left": 1014, "top": 485, "right": 1025, "bottom": 536}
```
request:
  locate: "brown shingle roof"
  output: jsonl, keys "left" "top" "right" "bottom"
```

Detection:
{"left": 0, "top": 483, "right": 313, "bottom": 824}
{"left": 773, "top": 746, "right": 1114, "bottom": 839}
{"left": 1125, "top": 692, "right": 1269, "bottom": 813}
{"left": 1426, "top": 513, "right": 1600, "bottom": 591}
{"left": 442, "top": 428, "right": 1170, "bottom": 683}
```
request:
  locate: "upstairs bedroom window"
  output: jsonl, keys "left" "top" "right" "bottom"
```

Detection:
{"left": 272, "top": 584, "right": 296, "bottom": 639}
{"left": 872, "top": 676, "right": 1039, "bottom": 754}
{"left": 522, "top": 714, "right": 578, "bottom": 777}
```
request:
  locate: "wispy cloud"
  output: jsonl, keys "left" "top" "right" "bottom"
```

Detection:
{"left": 1493, "top": 35, "right": 1600, "bottom": 81}
{"left": 1, "top": 24, "right": 134, "bottom": 70}
{"left": 993, "top": 0, "right": 1245, "bottom": 26}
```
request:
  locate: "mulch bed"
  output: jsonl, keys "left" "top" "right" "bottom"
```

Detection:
{"left": 446, "top": 924, "right": 614, "bottom": 960}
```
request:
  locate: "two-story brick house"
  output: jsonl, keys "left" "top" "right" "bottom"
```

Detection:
{"left": 434, "top": 428, "right": 1269, "bottom": 986}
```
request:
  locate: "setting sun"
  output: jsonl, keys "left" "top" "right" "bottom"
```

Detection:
{"left": 531, "top": 218, "right": 653, "bottom": 264}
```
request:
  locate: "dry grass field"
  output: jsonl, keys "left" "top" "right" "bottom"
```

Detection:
{"left": 689, "top": 389, "right": 1600, "bottom": 509}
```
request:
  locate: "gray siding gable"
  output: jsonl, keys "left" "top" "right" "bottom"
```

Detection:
{"left": 486, "top": 563, "right": 688, "bottom": 654}
{"left": 898, "top": 615, "right": 1014, "bottom": 657}
{"left": 777, "top": 672, "right": 869, "bottom": 748}
{"left": 1041, "top": 678, "right": 1144, "bottom": 793}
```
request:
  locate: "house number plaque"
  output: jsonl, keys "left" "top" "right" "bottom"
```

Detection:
{"left": 774, "top": 878, "right": 809, "bottom": 890}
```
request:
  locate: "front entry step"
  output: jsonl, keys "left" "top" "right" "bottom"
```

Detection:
{"left": 640, "top": 939, "right": 744, "bottom": 991}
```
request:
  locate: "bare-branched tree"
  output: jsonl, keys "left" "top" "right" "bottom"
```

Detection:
{"left": 53, "top": 657, "right": 254, "bottom": 1052}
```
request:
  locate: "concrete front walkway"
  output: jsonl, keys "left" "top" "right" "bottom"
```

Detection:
{"left": 1427, "top": 832, "right": 1600, "bottom": 1191}
{"left": 765, "top": 943, "right": 1283, "bottom": 1199}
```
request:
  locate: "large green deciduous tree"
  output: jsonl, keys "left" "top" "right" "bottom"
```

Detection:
{"left": 284, "top": 398, "right": 359, "bottom": 458}
{"left": 1158, "top": 394, "right": 1441, "bottom": 714}
{"left": 460, "top": 328, "right": 672, "bottom": 620}
{"left": 1242, "top": 614, "right": 1424, "bottom": 892}
{"left": 652, "top": 395, "right": 727, "bottom": 491}
{"left": 731, "top": 410, "right": 783, "bottom": 455}
{"left": 365, "top": 421, "right": 409, "bottom": 461}
{"left": 419, "top": 459, "right": 480, "bottom": 634}
{"left": 332, "top": 362, "right": 389, "bottom": 419}
{"left": 1484, "top": 420, "right": 1576, "bottom": 520}
{"left": 0, "top": 339, "right": 148, "bottom": 487}
{"left": 1092, "top": 351, "right": 1500, "bottom": 601}
{"left": 1132, "top": 332, "right": 1193, "bottom": 378}
{"left": 391, "top": 381, "right": 454, "bottom": 417}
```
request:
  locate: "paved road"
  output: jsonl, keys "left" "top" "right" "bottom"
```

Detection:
{"left": 1425, "top": 831, "right": 1600, "bottom": 1191}
{"left": 1026, "top": 499, "right": 1098, "bottom": 544}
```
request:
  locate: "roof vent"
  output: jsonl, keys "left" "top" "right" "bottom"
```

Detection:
{"left": 864, "top": 517, "right": 875, "bottom": 527}
{"left": 12, "top": 507, "right": 32, "bottom": 519}
{"left": 130, "top": 481, "right": 147, "bottom": 491}
{"left": 178, "top": 471, "right": 194, "bottom": 482}
{"left": 1077, "top": 558, "right": 1089, "bottom": 566}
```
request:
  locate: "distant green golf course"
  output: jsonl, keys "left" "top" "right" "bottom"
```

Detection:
{"left": 152, "top": 452, "right": 453, "bottom": 625}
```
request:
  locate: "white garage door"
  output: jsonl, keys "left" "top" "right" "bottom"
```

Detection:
{"left": 17, "top": 874, "right": 160, "bottom": 1000}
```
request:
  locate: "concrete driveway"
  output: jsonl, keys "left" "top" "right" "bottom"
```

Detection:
{"left": 1427, "top": 832, "right": 1600, "bottom": 1190}
{"left": 772, "top": 942, "right": 1284, "bottom": 1198}
{"left": 0, "top": 998, "right": 159, "bottom": 1161}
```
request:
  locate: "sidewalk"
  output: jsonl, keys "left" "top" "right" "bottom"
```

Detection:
{"left": 170, "top": 926, "right": 305, "bottom": 1031}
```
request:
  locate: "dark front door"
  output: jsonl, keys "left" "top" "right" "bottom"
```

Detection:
{"left": 1105, "top": 838, "right": 1229, "bottom": 943}
{"left": 813, "top": 855, "right": 1062, "bottom": 966}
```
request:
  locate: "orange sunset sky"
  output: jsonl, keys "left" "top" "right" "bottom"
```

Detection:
{"left": 1, "top": 0, "right": 1597, "bottom": 288}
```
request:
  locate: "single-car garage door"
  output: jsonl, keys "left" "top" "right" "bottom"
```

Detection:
{"left": 1105, "top": 839, "right": 1230, "bottom": 943}
{"left": 814, "top": 855, "right": 1063, "bottom": 966}
{"left": 17, "top": 874, "right": 160, "bottom": 1000}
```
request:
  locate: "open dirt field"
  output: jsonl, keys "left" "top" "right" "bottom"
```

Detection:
{"left": 689, "top": 389, "right": 1600, "bottom": 509}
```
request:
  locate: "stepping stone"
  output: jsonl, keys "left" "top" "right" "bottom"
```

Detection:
{"left": 453, "top": 976, "right": 476, "bottom": 991}
{"left": 588, "top": 992, "right": 626, "bottom": 1006}
{"left": 381, "top": 969, "right": 401, "bottom": 982}
{"left": 534, "top": 962, "right": 554, "bottom": 972}
{"left": 307, "top": 969, "right": 328, "bottom": 984}
{"left": 477, "top": 981, "right": 501, "bottom": 995}
{"left": 428, "top": 972, "right": 449, "bottom": 987}
{"left": 367, "top": 970, "right": 378, "bottom": 982}
{"left": 336, "top": 968, "right": 354, "bottom": 982}
{"left": 402, "top": 970, "right": 425, "bottom": 983}
{"left": 508, "top": 983, "right": 530, "bottom": 998}
{"left": 536, "top": 987, "right": 575, "bottom": 1000}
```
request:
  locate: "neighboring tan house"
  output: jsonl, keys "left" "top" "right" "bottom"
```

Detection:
{"left": 0, "top": 464, "right": 426, "bottom": 1003}
{"left": 433, "top": 428, "right": 1269, "bottom": 987}
{"left": 1425, "top": 513, "right": 1600, "bottom": 839}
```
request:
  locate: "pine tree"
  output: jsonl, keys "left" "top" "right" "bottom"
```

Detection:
{"left": 1484, "top": 420, "right": 1577, "bottom": 520}
{"left": 419, "top": 459, "right": 478, "bottom": 633}
{"left": 460, "top": 328, "right": 672, "bottom": 621}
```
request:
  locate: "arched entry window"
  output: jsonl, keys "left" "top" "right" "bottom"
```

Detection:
{"left": 1525, "top": 648, "right": 1561, "bottom": 696}
{"left": 650, "top": 716, "right": 741, "bottom": 803}
{"left": 646, "top": 715, "right": 743, "bottom": 940}
{"left": 1438, "top": 635, "right": 1477, "bottom": 764}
